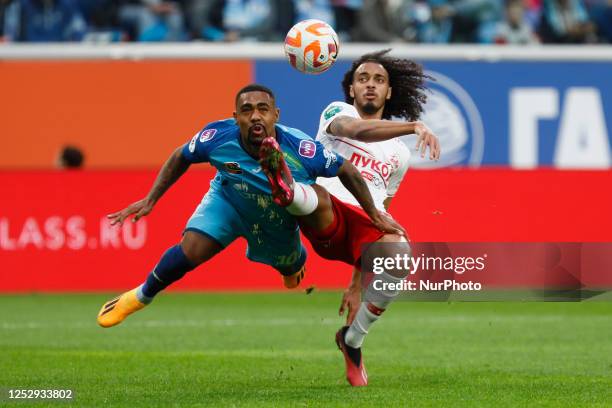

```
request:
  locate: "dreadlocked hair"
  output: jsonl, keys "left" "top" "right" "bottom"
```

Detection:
{"left": 341, "top": 49, "right": 431, "bottom": 121}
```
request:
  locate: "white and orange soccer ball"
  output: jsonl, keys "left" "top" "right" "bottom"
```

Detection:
{"left": 284, "top": 19, "right": 339, "bottom": 75}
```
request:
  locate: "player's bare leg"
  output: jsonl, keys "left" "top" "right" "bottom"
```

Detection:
{"left": 97, "top": 231, "right": 221, "bottom": 327}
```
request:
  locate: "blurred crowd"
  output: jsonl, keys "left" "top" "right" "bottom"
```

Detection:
{"left": 0, "top": 0, "right": 610, "bottom": 44}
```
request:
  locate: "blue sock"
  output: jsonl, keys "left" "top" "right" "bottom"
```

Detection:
{"left": 137, "top": 245, "right": 196, "bottom": 303}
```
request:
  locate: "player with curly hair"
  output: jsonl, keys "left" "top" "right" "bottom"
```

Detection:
{"left": 315, "top": 49, "right": 441, "bottom": 386}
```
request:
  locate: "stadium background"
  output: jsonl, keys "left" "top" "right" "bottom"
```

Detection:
{"left": 2, "top": 2, "right": 612, "bottom": 403}
{"left": 0, "top": 0, "right": 612, "bottom": 407}
{"left": 1, "top": 44, "right": 611, "bottom": 292}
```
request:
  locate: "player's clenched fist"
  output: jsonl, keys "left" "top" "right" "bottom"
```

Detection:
{"left": 107, "top": 198, "right": 155, "bottom": 226}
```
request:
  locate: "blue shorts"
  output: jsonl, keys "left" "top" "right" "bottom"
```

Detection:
{"left": 185, "top": 188, "right": 306, "bottom": 275}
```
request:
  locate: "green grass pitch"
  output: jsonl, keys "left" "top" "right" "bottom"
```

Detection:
{"left": 1, "top": 292, "right": 611, "bottom": 407}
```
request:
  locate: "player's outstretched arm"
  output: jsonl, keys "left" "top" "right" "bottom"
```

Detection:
{"left": 339, "top": 267, "right": 361, "bottom": 325}
{"left": 329, "top": 116, "right": 440, "bottom": 160}
{"left": 336, "top": 161, "right": 405, "bottom": 236}
{"left": 107, "top": 147, "right": 191, "bottom": 226}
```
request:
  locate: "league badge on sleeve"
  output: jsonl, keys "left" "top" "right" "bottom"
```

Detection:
{"left": 199, "top": 128, "right": 217, "bottom": 142}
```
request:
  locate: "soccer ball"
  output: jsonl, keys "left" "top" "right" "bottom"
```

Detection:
{"left": 284, "top": 19, "right": 339, "bottom": 75}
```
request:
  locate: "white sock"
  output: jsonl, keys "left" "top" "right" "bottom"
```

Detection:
{"left": 286, "top": 182, "right": 318, "bottom": 216}
{"left": 345, "top": 271, "right": 405, "bottom": 348}
{"left": 136, "top": 284, "right": 154, "bottom": 304}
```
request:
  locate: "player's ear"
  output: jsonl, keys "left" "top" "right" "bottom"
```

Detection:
{"left": 275, "top": 108, "right": 280, "bottom": 122}
{"left": 349, "top": 85, "right": 354, "bottom": 99}
{"left": 232, "top": 111, "right": 237, "bottom": 120}
{"left": 386, "top": 87, "right": 392, "bottom": 100}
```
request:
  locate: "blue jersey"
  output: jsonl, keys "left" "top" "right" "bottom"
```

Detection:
{"left": 181, "top": 119, "right": 344, "bottom": 235}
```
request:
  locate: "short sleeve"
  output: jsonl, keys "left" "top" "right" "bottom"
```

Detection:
{"left": 181, "top": 125, "right": 220, "bottom": 164}
{"left": 318, "top": 102, "right": 361, "bottom": 139}
{"left": 386, "top": 144, "right": 411, "bottom": 197}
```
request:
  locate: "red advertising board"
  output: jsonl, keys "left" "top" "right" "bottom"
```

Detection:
{"left": 1, "top": 169, "right": 611, "bottom": 292}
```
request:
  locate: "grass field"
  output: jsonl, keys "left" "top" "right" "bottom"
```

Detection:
{"left": 1, "top": 292, "right": 611, "bottom": 407}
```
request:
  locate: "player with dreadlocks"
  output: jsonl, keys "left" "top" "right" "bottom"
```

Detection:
{"left": 314, "top": 49, "right": 441, "bottom": 386}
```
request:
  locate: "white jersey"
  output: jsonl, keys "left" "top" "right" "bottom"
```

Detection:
{"left": 316, "top": 101, "right": 411, "bottom": 211}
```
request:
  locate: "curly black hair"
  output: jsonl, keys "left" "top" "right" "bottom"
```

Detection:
{"left": 341, "top": 49, "right": 430, "bottom": 121}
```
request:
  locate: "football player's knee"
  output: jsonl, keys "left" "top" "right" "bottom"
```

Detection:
{"left": 375, "top": 241, "right": 412, "bottom": 278}
{"left": 180, "top": 231, "right": 221, "bottom": 266}
{"left": 180, "top": 245, "right": 201, "bottom": 266}
{"left": 311, "top": 184, "right": 332, "bottom": 214}
{"left": 379, "top": 233, "right": 410, "bottom": 245}
{"left": 179, "top": 241, "right": 201, "bottom": 265}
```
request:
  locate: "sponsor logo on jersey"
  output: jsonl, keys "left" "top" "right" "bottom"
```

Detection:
{"left": 360, "top": 171, "right": 383, "bottom": 187}
{"left": 199, "top": 128, "right": 217, "bottom": 142}
{"left": 298, "top": 140, "right": 316, "bottom": 158}
{"left": 349, "top": 152, "right": 391, "bottom": 181}
{"left": 324, "top": 105, "right": 342, "bottom": 120}
{"left": 361, "top": 171, "right": 374, "bottom": 181}
{"left": 224, "top": 162, "right": 242, "bottom": 174}
{"left": 188, "top": 134, "right": 198, "bottom": 153}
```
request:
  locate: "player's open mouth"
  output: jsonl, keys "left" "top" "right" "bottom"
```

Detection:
{"left": 250, "top": 124, "right": 266, "bottom": 137}
{"left": 364, "top": 93, "right": 377, "bottom": 100}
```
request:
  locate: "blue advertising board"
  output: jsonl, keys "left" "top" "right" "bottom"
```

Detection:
{"left": 256, "top": 60, "right": 612, "bottom": 168}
